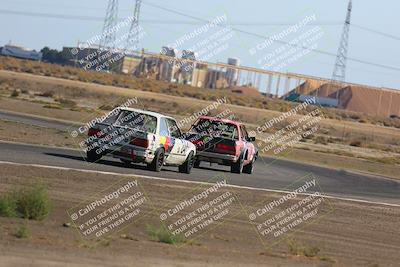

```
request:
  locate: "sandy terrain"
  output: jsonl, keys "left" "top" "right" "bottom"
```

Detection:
{"left": 0, "top": 163, "right": 399, "bottom": 267}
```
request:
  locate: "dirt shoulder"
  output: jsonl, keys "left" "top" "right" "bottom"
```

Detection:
{"left": 0, "top": 163, "right": 399, "bottom": 267}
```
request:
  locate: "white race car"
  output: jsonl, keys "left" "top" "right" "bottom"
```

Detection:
{"left": 85, "top": 108, "right": 196, "bottom": 173}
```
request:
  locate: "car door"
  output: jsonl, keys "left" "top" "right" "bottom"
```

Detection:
{"left": 240, "top": 125, "right": 255, "bottom": 162}
{"left": 161, "top": 118, "right": 187, "bottom": 165}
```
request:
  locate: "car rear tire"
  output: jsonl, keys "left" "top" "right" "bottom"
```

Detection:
{"left": 179, "top": 151, "right": 195, "bottom": 174}
{"left": 87, "top": 149, "right": 101, "bottom": 163}
{"left": 148, "top": 148, "right": 164, "bottom": 172}
{"left": 231, "top": 157, "right": 244, "bottom": 174}
{"left": 243, "top": 159, "right": 254, "bottom": 174}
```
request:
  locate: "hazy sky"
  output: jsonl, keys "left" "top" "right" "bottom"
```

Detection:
{"left": 1, "top": 0, "right": 399, "bottom": 89}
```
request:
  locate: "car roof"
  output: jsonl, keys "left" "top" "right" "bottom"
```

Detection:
{"left": 197, "top": 116, "right": 241, "bottom": 127}
{"left": 118, "top": 107, "right": 175, "bottom": 121}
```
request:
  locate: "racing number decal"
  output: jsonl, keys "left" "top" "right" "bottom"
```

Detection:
{"left": 160, "top": 136, "right": 175, "bottom": 153}
{"left": 178, "top": 141, "right": 189, "bottom": 155}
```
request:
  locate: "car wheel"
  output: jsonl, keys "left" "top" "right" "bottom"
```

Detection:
{"left": 243, "top": 159, "right": 254, "bottom": 174}
{"left": 87, "top": 149, "right": 101, "bottom": 163}
{"left": 149, "top": 148, "right": 164, "bottom": 172}
{"left": 179, "top": 151, "right": 195, "bottom": 174}
{"left": 193, "top": 159, "right": 200, "bottom": 168}
{"left": 231, "top": 157, "right": 244, "bottom": 174}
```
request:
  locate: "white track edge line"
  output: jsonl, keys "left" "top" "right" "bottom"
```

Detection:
{"left": 0, "top": 160, "right": 399, "bottom": 208}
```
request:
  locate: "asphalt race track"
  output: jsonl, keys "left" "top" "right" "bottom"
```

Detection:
{"left": 0, "top": 110, "right": 399, "bottom": 205}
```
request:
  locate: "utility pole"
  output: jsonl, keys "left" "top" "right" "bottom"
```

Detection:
{"left": 333, "top": 0, "right": 352, "bottom": 83}
{"left": 98, "top": 0, "right": 119, "bottom": 71}
{"left": 121, "top": 0, "right": 142, "bottom": 74}
{"left": 100, "top": 0, "right": 119, "bottom": 50}
{"left": 126, "top": 0, "right": 142, "bottom": 52}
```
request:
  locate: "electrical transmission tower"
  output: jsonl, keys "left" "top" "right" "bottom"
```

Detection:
{"left": 99, "top": 0, "right": 119, "bottom": 50}
{"left": 125, "top": 0, "right": 142, "bottom": 52}
{"left": 332, "top": 0, "right": 352, "bottom": 82}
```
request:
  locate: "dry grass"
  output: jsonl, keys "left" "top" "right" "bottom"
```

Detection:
{"left": 1, "top": 164, "right": 399, "bottom": 266}
{"left": 0, "top": 119, "right": 83, "bottom": 148}
{"left": 1, "top": 57, "right": 400, "bottom": 129}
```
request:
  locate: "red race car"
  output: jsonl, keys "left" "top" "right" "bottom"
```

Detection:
{"left": 184, "top": 116, "right": 258, "bottom": 174}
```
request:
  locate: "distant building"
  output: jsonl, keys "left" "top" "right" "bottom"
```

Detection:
{"left": 205, "top": 68, "right": 229, "bottom": 89}
{"left": 138, "top": 55, "right": 162, "bottom": 79}
{"left": 179, "top": 50, "right": 197, "bottom": 84}
{"left": 289, "top": 79, "right": 400, "bottom": 117}
{"left": 226, "top": 57, "right": 240, "bottom": 86}
{"left": 1, "top": 43, "right": 42, "bottom": 61}
{"left": 191, "top": 68, "right": 208, "bottom": 88}
{"left": 62, "top": 46, "right": 98, "bottom": 69}
{"left": 62, "top": 45, "right": 124, "bottom": 71}
{"left": 119, "top": 56, "right": 141, "bottom": 74}
{"left": 181, "top": 50, "right": 196, "bottom": 60}
{"left": 159, "top": 46, "right": 179, "bottom": 82}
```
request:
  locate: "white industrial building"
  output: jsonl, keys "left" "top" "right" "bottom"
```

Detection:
{"left": 0, "top": 43, "right": 42, "bottom": 61}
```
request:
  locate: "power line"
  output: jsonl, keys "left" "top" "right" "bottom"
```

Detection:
{"left": 351, "top": 24, "right": 400, "bottom": 41}
{"left": 1, "top": 6, "right": 399, "bottom": 72}
{"left": 0, "top": 9, "right": 103, "bottom": 21}
{"left": 142, "top": 1, "right": 400, "bottom": 73}
{"left": 0, "top": 9, "right": 341, "bottom": 26}
{"left": 1, "top": 8, "right": 399, "bottom": 36}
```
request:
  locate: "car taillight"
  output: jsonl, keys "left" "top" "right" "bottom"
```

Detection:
{"left": 88, "top": 128, "right": 101, "bottom": 137}
{"left": 192, "top": 139, "right": 204, "bottom": 147}
{"left": 215, "top": 143, "right": 236, "bottom": 155}
{"left": 130, "top": 138, "right": 148, "bottom": 148}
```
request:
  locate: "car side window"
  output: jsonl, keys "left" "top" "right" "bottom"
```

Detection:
{"left": 160, "top": 118, "right": 169, "bottom": 136}
{"left": 241, "top": 125, "right": 249, "bottom": 141}
{"left": 166, "top": 119, "right": 182, "bottom": 138}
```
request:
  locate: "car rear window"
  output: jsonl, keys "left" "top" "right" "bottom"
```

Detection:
{"left": 104, "top": 109, "right": 157, "bottom": 134}
{"left": 191, "top": 119, "right": 238, "bottom": 140}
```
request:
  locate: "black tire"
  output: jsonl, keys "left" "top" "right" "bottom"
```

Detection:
{"left": 193, "top": 159, "right": 200, "bottom": 168}
{"left": 243, "top": 160, "right": 254, "bottom": 174}
{"left": 179, "top": 151, "right": 195, "bottom": 174}
{"left": 148, "top": 148, "right": 164, "bottom": 172}
{"left": 86, "top": 149, "right": 101, "bottom": 163}
{"left": 230, "top": 157, "right": 244, "bottom": 174}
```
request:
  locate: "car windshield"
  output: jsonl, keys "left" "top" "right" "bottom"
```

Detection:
{"left": 104, "top": 109, "right": 157, "bottom": 133}
{"left": 190, "top": 119, "right": 238, "bottom": 139}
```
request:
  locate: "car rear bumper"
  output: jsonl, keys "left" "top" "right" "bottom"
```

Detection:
{"left": 196, "top": 151, "right": 238, "bottom": 165}
{"left": 106, "top": 145, "right": 154, "bottom": 164}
